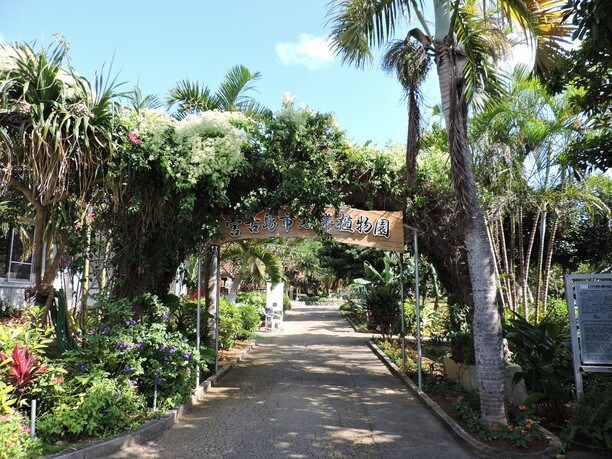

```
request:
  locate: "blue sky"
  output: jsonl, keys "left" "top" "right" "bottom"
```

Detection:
{"left": 0, "top": 0, "right": 441, "bottom": 147}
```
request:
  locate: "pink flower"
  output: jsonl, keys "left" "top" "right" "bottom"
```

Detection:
{"left": 128, "top": 132, "right": 142, "bottom": 145}
{"left": 518, "top": 405, "right": 527, "bottom": 411}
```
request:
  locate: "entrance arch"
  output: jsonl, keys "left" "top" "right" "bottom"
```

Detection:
{"left": 196, "top": 207, "right": 423, "bottom": 389}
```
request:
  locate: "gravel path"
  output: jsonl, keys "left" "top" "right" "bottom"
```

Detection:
{"left": 110, "top": 304, "right": 474, "bottom": 458}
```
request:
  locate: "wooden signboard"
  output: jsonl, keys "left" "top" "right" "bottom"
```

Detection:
{"left": 216, "top": 208, "right": 404, "bottom": 252}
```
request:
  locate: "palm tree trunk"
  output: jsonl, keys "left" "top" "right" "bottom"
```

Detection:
{"left": 227, "top": 274, "right": 242, "bottom": 304}
{"left": 406, "top": 90, "right": 420, "bottom": 185}
{"left": 542, "top": 214, "right": 558, "bottom": 314}
{"left": 523, "top": 210, "right": 540, "bottom": 319}
{"left": 435, "top": 40, "right": 506, "bottom": 425}
{"left": 508, "top": 211, "right": 517, "bottom": 312}
{"left": 498, "top": 216, "right": 513, "bottom": 310}
{"left": 534, "top": 210, "right": 547, "bottom": 323}
{"left": 518, "top": 208, "right": 525, "bottom": 311}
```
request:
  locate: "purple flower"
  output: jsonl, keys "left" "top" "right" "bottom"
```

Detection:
{"left": 126, "top": 345, "right": 133, "bottom": 351}
{"left": 169, "top": 346, "right": 176, "bottom": 354}
{"left": 117, "top": 340, "right": 127, "bottom": 350}
{"left": 77, "top": 363, "right": 87, "bottom": 370}
{"left": 163, "top": 313, "right": 170, "bottom": 320}
{"left": 159, "top": 344, "right": 166, "bottom": 352}
{"left": 124, "top": 366, "right": 133, "bottom": 373}
{"left": 129, "top": 380, "right": 137, "bottom": 386}
{"left": 155, "top": 379, "right": 164, "bottom": 386}
{"left": 183, "top": 352, "right": 192, "bottom": 360}
{"left": 128, "top": 319, "right": 137, "bottom": 326}
{"left": 153, "top": 370, "right": 160, "bottom": 377}
{"left": 136, "top": 341, "right": 143, "bottom": 349}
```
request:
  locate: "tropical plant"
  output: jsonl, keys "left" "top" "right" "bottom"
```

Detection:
{"left": 222, "top": 240, "right": 283, "bottom": 303}
{"left": 381, "top": 36, "right": 431, "bottom": 183}
{"left": 0, "top": 40, "right": 120, "bottom": 315}
{"left": 354, "top": 258, "right": 402, "bottom": 337}
{"left": 61, "top": 293, "right": 213, "bottom": 411}
{"left": 504, "top": 312, "right": 574, "bottom": 419}
{"left": 167, "top": 65, "right": 270, "bottom": 118}
{"left": 0, "top": 345, "right": 47, "bottom": 397}
{"left": 328, "top": 0, "right": 571, "bottom": 425}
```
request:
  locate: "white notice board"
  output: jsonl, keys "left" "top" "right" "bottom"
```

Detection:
{"left": 575, "top": 281, "right": 612, "bottom": 365}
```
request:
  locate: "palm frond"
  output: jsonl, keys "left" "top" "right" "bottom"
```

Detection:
{"left": 500, "top": 0, "right": 573, "bottom": 75}
{"left": 216, "top": 65, "right": 261, "bottom": 111}
{"left": 166, "top": 79, "right": 215, "bottom": 116}
{"left": 382, "top": 37, "right": 431, "bottom": 95}
{"left": 327, "top": 0, "right": 411, "bottom": 68}
{"left": 125, "top": 85, "right": 163, "bottom": 112}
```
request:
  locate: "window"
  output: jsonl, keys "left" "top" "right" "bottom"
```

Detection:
{"left": 0, "top": 226, "right": 33, "bottom": 282}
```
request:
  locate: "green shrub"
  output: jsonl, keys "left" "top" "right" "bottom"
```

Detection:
{"left": 219, "top": 300, "right": 241, "bottom": 350}
{"left": 238, "top": 305, "right": 260, "bottom": 337}
{"left": 283, "top": 292, "right": 291, "bottom": 311}
{"left": 236, "top": 291, "right": 266, "bottom": 317}
{"left": 505, "top": 312, "right": 574, "bottom": 420}
{"left": 63, "top": 294, "right": 213, "bottom": 412}
{"left": 562, "top": 375, "right": 612, "bottom": 453}
{"left": 363, "top": 284, "right": 401, "bottom": 337}
{"left": 37, "top": 374, "right": 145, "bottom": 444}
{"left": 444, "top": 302, "right": 474, "bottom": 365}
{"left": 0, "top": 410, "right": 41, "bottom": 459}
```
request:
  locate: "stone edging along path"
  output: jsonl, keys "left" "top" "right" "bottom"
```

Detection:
{"left": 46, "top": 340, "right": 257, "bottom": 459}
{"left": 341, "top": 311, "right": 562, "bottom": 459}
{"left": 366, "top": 339, "right": 563, "bottom": 459}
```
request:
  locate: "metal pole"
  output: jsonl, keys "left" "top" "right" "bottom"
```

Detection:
{"left": 214, "top": 245, "right": 221, "bottom": 374}
{"left": 196, "top": 249, "right": 202, "bottom": 388}
{"left": 399, "top": 252, "right": 406, "bottom": 373}
{"left": 30, "top": 399, "right": 36, "bottom": 440}
{"left": 414, "top": 229, "right": 422, "bottom": 389}
{"left": 565, "top": 275, "right": 584, "bottom": 400}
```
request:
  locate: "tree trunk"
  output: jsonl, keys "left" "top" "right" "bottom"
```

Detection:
{"left": 522, "top": 210, "right": 540, "bottom": 319}
{"left": 498, "top": 216, "right": 513, "bottom": 310}
{"left": 534, "top": 210, "right": 547, "bottom": 323}
{"left": 435, "top": 40, "right": 506, "bottom": 425}
{"left": 542, "top": 214, "right": 558, "bottom": 314}
{"left": 508, "top": 210, "right": 517, "bottom": 312}
{"left": 406, "top": 90, "right": 420, "bottom": 185}
{"left": 227, "top": 274, "right": 242, "bottom": 304}
{"left": 203, "top": 245, "right": 219, "bottom": 349}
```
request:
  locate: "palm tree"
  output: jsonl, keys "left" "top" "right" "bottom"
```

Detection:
{"left": 167, "top": 65, "right": 270, "bottom": 118}
{"left": 0, "top": 41, "right": 119, "bottom": 316}
{"left": 381, "top": 37, "right": 431, "bottom": 184}
{"left": 222, "top": 240, "right": 283, "bottom": 303}
{"left": 328, "top": 0, "right": 569, "bottom": 425}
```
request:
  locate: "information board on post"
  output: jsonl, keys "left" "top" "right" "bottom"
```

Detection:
{"left": 565, "top": 274, "right": 612, "bottom": 399}
{"left": 575, "top": 282, "right": 612, "bottom": 365}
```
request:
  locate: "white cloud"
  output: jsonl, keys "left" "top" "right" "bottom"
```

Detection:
{"left": 275, "top": 34, "right": 334, "bottom": 70}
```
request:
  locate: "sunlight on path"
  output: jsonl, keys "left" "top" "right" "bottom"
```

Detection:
{"left": 110, "top": 304, "right": 473, "bottom": 459}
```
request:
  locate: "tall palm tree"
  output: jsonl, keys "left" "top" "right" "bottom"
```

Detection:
{"left": 328, "top": 0, "right": 570, "bottom": 425}
{"left": 167, "top": 65, "right": 270, "bottom": 118}
{"left": 0, "top": 41, "right": 119, "bottom": 315}
{"left": 381, "top": 37, "right": 430, "bottom": 184}
{"left": 222, "top": 240, "right": 283, "bottom": 303}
